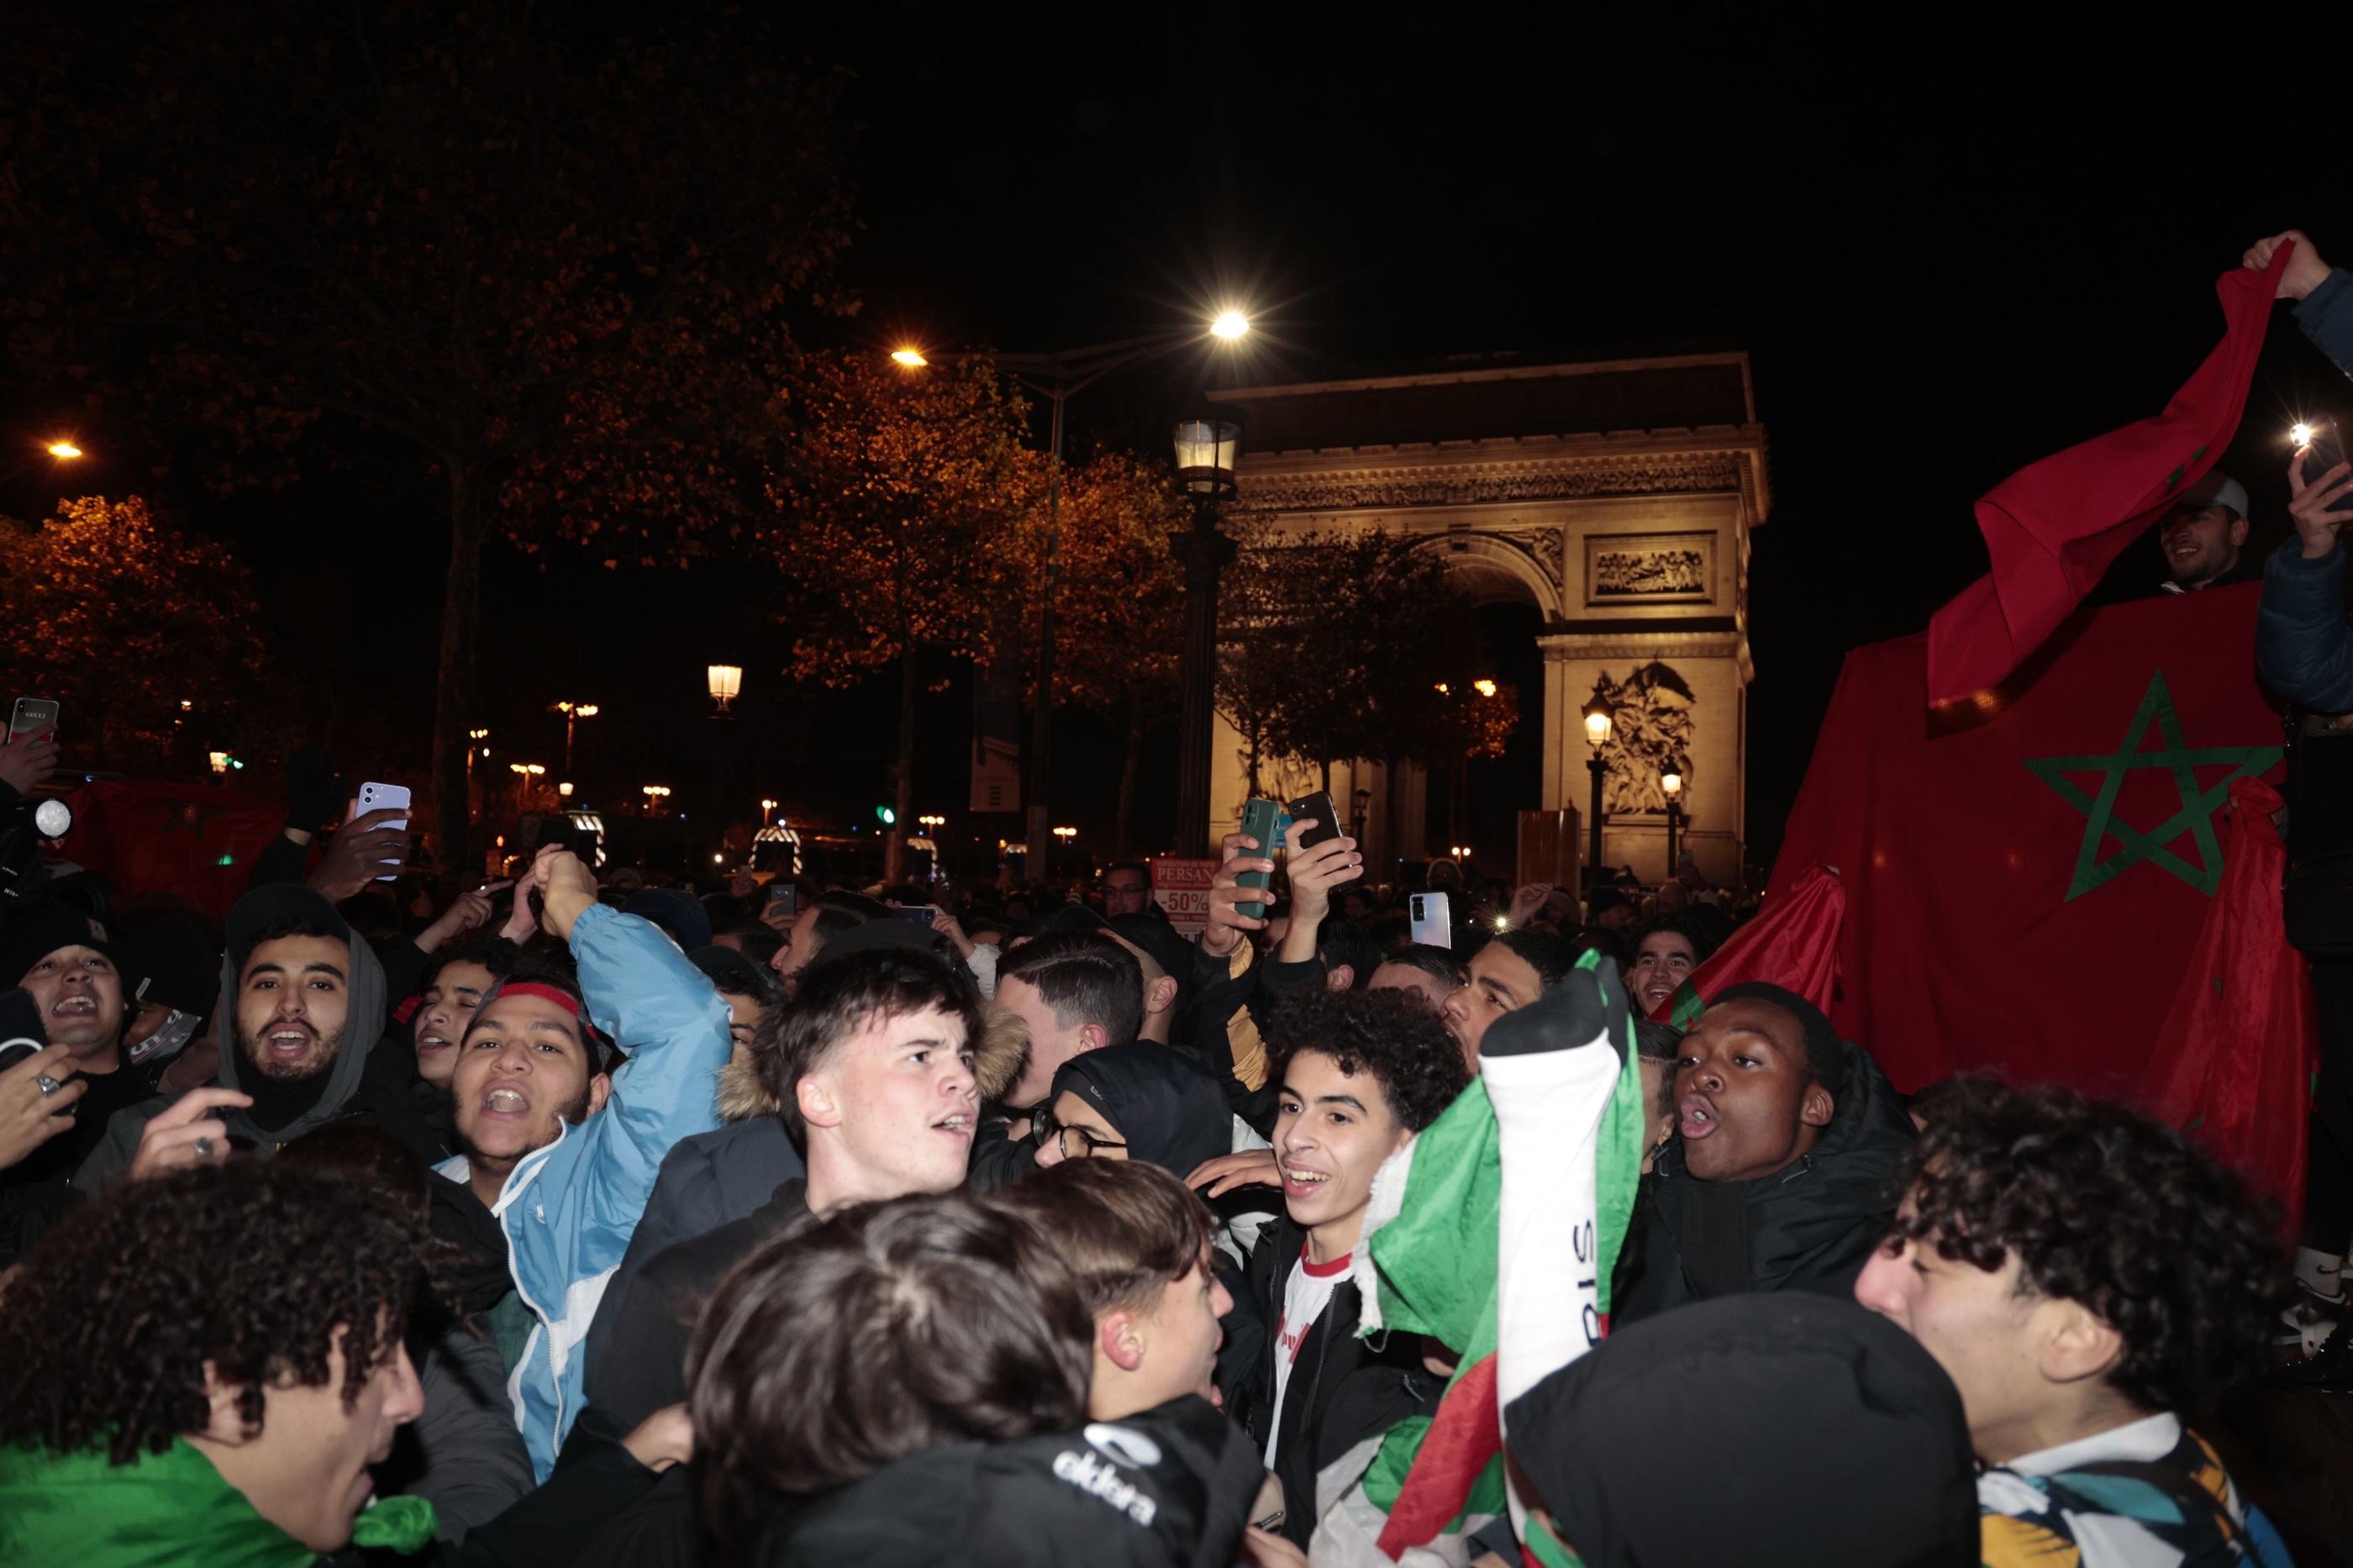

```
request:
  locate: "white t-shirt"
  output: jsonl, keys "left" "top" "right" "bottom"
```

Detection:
{"left": 1265, "top": 1243, "right": 1352, "bottom": 1466}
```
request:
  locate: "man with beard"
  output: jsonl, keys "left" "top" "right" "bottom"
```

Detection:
{"left": 74, "top": 884, "right": 442, "bottom": 1197}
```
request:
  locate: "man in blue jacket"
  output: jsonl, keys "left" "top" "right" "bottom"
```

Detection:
{"left": 435, "top": 844, "right": 731, "bottom": 1477}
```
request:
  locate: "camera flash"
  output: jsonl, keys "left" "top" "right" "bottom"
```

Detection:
{"left": 2292, "top": 421, "right": 2316, "bottom": 447}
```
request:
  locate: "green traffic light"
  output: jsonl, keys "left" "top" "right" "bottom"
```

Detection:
{"left": 877, "top": 806, "right": 896, "bottom": 825}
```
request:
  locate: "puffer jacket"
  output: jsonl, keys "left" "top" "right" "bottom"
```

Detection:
{"left": 435, "top": 904, "right": 730, "bottom": 1479}
{"left": 2257, "top": 539, "right": 2353, "bottom": 715}
{"left": 1615, "top": 1039, "right": 1915, "bottom": 1323}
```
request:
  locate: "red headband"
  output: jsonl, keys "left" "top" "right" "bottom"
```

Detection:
{"left": 491, "top": 981, "right": 585, "bottom": 1019}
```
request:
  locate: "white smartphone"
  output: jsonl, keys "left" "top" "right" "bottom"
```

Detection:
{"left": 354, "top": 781, "right": 412, "bottom": 881}
{"left": 1409, "top": 891, "right": 1451, "bottom": 949}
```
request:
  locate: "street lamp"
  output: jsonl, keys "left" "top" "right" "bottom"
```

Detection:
{"left": 1172, "top": 403, "right": 1245, "bottom": 858}
{"left": 558, "top": 781, "right": 574, "bottom": 798}
{"left": 761, "top": 797, "right": 780, "bottom": 820}
{"left": 893, "top": 313, "right": 1250, "bottom": 873}
{"left": 551, "top": 701, "right": 599, "bottom": 776}
{"left": 919, "top": 813, "right": 945, "bottom": 832}
{"left": 1581, "top": 684, "right": 1615, "bottom": 893}
{"left": 1661, "top": 765, "right": 1686, "bottom": 873}
{"left": 642, "top": 784, "right": 672, "bottom": 815}
{"left": 706, "top": 666, "right": 741, "bottom": 714}
{"left": 45, "top": 441, "right": 82, "bottom": 460}
{"left": 208, "top": 750, "right": 231, "bottom": 776}
{"left": 1474, "top": 678, "right": 1498, "bottom": 697}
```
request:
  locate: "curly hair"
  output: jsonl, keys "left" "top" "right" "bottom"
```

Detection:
{"left": 0, "top": 1160, "right": 454, "bottom": 1464}
{"left": 1887, "top": 1078, "right": 2287, "bottom": 1418}
{"left": 1266, "top": 987, "right": 1471, "bottom": 1132}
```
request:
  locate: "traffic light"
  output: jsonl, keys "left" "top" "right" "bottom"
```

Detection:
{"left": 876, "top": 806, "right": 897, "bottom": 826}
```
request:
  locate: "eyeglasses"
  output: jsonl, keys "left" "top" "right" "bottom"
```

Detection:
{"left": 1033, "top": 1102, "right": 1126, "bottom": 1160}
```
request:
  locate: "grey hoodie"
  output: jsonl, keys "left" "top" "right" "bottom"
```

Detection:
{"left": 75, "top": 884, "right": 429, "bottom": 1196}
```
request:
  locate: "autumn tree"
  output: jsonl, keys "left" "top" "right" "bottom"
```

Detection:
{"left": 1020, "top": 451, "right": 1186, "bottom": 854}
{"left": 0, "top": 3, "right": 854, "bottom": 870}
{"left": 771, "top": 352, "right": 1034, "bottom": 879}
{"left": 0, "top": 497, "right": 271, "bottom": 774}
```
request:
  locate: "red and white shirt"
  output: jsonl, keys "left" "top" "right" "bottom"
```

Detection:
{"left": 1266, "top": 1243, "right": 1352, "bottom": 1466}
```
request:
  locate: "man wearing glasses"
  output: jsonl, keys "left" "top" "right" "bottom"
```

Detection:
{"left": 1101, "top": 861, "right": 1159, "bottom": 920}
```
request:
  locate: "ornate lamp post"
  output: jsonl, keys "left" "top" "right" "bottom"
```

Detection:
{"left": 1171, "top": 406, "right": 1245, "bottom": 858}
{"left": 1581, "top": 684, "right": 1615, "bottom": 892}
{"left": 1661, "top": 765, "right": 1685, "bottom": 872}
{"left": 551, "top": 701, "right": 598, "bottom": 777}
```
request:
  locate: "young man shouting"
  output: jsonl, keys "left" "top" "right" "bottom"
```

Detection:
{"left": 1855, "top": 1079, "right": 2288, "bottom": 1565}
{"left": 1219, "top": 987, "right": 1470, "bottom": 1546}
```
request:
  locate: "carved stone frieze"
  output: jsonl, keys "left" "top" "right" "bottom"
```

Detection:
{"left": 1233, "top": 452, "right": 1748, "bottom": 514}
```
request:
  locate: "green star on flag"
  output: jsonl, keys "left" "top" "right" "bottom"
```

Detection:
{"left": 2023, "top": 669, "right": 2278, "bottom": 902}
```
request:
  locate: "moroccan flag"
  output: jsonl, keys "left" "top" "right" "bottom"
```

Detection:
{"left": 57, "top": 779, "right": 287, "bottom": 921}
{"left": 1769, "top": 583, "right": 2287, "bottom": 1116}
{"left": 2143, "top": 776, "right": 2319, "bottom": 1225}
{"left": 1925, "top": 249, "right": 2283, "bottom": 705}
{"left": 1308, "top": 953, "right": 1645, "bottom": 1562}
{"left": 1651, "top": 861, "right": 1845, "bottom": 1026}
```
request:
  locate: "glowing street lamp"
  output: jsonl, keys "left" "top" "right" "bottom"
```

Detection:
{"left": 552, "top": 701, "right": 599, "bottom": 775}
{"left": 558, "top": 781, "right": 574, "bottom": 798}
{"left": 1210, "top": 310, "right": 1250, "bottom": 341}
{"left": 1052, "top": 826, "right": 1078, "bottom": 843}
{"left": 891, "top": 347, "right": 928, "bottom": 368}
{"left": 1474, "top": 678, "right": 1498, "bottom": 698}
{"left": 1661, "top": 766, "right": 1687, "bottom": 871}
{"left": 642, "top": 784, "right": 672, "bottom": 816}
{"left": 1581, "top": 684, "right": 1616, "bottom": 892}
{"left": 707, "top": 665, "right": 741, "bottom": 714}
{"left": 208, "top": 751, "right": 231, "bottom": 776}
{"left": 918, "top": 813, "right": 945, "bottom": 832}
{"left": 45, "top": 441, "right": 82, "bottom": 460}
{"left": 760, "top": 797, "right": 779, "bottom": 819}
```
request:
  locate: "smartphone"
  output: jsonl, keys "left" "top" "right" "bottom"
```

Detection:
{"left": 1286, "top": 791, "right": 1344, "bottom": 852}
{"left": 2299, "top": 419, "right": 2353, "bottom": 518}
{"left": 8, "top": 698, "right": 59, "bottom": 744}
{"left": 1236, "top": 798, "right": 1285, "bottom": 917}
{"left": 766, "top": 881, "right": 799, "bottom": 918}
{"left": 1409, "top": 892, "right": 1452, "bottom": 948}
{"left": 898, "top": 903, "right": 942, "bottom": 927}
{"left": 0, "top": 987, "right": 46, "bottom": 1071}
{"left": 355, "top": 781, "right": 411, "bottom": 882}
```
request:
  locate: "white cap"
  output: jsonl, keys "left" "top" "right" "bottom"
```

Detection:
{"left": 2180, "top": 470, "right": 2249, "bottom": 518}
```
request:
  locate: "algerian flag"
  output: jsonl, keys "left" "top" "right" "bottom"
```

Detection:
{"left": 1313, "top": 951, "right": 1645, "bottom": 1562}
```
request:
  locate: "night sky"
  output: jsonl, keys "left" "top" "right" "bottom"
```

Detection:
{"left": 9, "top": 13, "right": 2345, "bottom": 875}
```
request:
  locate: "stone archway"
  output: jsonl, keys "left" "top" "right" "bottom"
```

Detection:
{"left": 1212, "top": 355, "right": 1771, "bottom": 887}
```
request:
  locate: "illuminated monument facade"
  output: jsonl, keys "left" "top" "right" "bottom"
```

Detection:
{"left": 1213, "top": 354, "right": 1771, "bottom": 887}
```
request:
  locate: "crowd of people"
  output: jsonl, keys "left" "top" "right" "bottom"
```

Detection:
{"left": 0, "top": 226, "right": 2345, "bottom": 1566}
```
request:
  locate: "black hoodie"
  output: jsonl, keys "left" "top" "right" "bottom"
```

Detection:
{"left": 1615, "top": 1038, "right": 1915, "bottom": 1323}
{"left": 72, "top": 885, "right": 442, "bottom": 1196}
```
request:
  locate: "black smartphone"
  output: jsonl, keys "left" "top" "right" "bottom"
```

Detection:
{"left": 0, "top": 987, "right": 47, "bottom": 1071}
{"left": 2301, "top": 419, "right": 2353, "bottom": 518}
{"left": 766, "top": 881, "right": 799, "bottom": 918}
{"left": 1287, "top": 791, "right": 1343, "bottom": 851}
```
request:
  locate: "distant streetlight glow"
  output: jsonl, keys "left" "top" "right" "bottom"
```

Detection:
{"left": 891, "top": 347, "right": 928, "bottom": 367}
{"left": 1474, "top": 679, "right": 1498, "bottom": 697}
{"left": 45, "top": 442, "right": 82, "bottom": 459}
{"left": 1210, "top": 311, "right": 1250, "bottom": 340}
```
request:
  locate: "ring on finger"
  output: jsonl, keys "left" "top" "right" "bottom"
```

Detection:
{"left": 34, "top": 1074, "right": 63, "bottom": 1097}
{"left": 194, "top": 1135, "right": 214, "bottom": 1158}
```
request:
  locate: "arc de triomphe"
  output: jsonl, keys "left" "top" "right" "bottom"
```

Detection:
{"left": 1211, "top": 353, "right": 1771, "bottom": 887}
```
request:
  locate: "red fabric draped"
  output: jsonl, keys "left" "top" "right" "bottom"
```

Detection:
{"left": 1653, "top": 862, "right": 1845, "bottom": 1025}
{"left": 55, "top": 779, "right": 287, "bottom": 920}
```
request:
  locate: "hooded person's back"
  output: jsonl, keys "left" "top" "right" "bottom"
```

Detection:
{"left": 74, "top": 884, "right": 440, "bottom": 1196}
{"left": 1616, "top": 1037, "right": 1915, "bottom": 1323}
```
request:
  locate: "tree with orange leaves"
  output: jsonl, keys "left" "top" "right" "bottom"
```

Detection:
{"left": 771, "top": 352, "right": 1034, "bottom": 879}
{"left": 0, "top": 497, "right": 270, "bottom": 775}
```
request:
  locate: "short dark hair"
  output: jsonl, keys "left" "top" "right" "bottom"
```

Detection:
{"left": 1005, "top": 1159, "right": 1217, "bottom": 1317}
{"left": 0, "top": 1163, "right": 452, "bottom": 1464}
{"left": 1708, "top": 981, "right": 1841, "bottom": 1088}
{"left": 994, "top": 931, "right": 1144, "bottom": 1047}
{"left": 688, "top": 1192, "right": 1092, "bottom": 1554}
{"left": 1314, "top": 918, "right": 1384, "bottom": 990}
{"left": 244, "top": 916, "right": 341, "bottom": 960}
{"left": 1376, "top": 942, "right": 1466, "bottom": 992}
{"left": 1887, "top": 1079, "right": 2286, "bottom": 1418}
{"left": 1266, "top": 987, "right": 1470, "bottom": 1133}
{"left": 1628, "top": 911, "right": 1721, "bottom": 968}
{"left": 1633, "top": 1019, "right": 1683, "bottom": 1117}
{"left": 418, "top": 931, "right": 519, "bottom": 996}
{"left": 1491, "top": 928, "right": 1582, "bottom": 992}
{"left": 758, "top": 946, "right": 984, "bottom": 1152}
{"left": 724, "top": 924, "right": 783, "bottom": 971}
{"left": 1103, "top": 860, "right": 1150, "bottom": 885}
{"left": 476, "top": 959, "right": 619, "bottom": 1074}
{"left": 277, "top": 1122, "right": 432, "bottom": 1219}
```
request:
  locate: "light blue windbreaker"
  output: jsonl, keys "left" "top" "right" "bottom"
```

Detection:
{"left": 435, "top": 903, "right": 729, "bottom": 1478}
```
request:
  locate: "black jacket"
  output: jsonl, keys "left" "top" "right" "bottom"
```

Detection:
{"left": 756, "top": 1396, "right": 1263, "bottom": 1568}
{"left": 582, "top": 1177, "right": 808, "bottom": 1433}
{"left": 1220, "top": 1213, "right": 1419, "bottom": 1546}
{"left": 1616, "top": 1039, "right": 1915, "bottom": 1324}
{"left": 582, "top": 1117, "right": 803, "bottom": 1388}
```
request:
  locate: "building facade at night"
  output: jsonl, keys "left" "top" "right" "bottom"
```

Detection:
{"left": 1218, "top": 353, "right": 1770, "bottom": 887}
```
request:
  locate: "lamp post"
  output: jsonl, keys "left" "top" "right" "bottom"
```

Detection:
{"left": 1172, "top": 405, "right": 1245, "bottom": 858}
{"left": 642, "top": 784, "right": 671, "bottom": 816}
{"left": 892, "top": 313, "right": 1250, "bottom": 873}
{"left": 508, "top": 761, "right": 547, "bottom": 812}
{"left": 1581, "top": 685, "right": 1615, "bottom": 892}
{"left": 707, "top": 666, "right": 741, "bottom": 867}
{"left": 1661, "top": 766, "right": 1684, "bottom": 872}
{"left": 551, "top": 701, "right": 599, "bottom": 777}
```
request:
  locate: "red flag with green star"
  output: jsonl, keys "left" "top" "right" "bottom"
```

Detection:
{"left": 1767, "top": 583, "right": 2294, "bottom": 1187}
